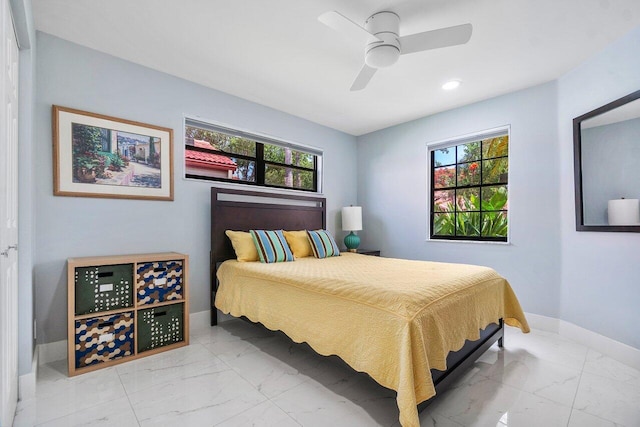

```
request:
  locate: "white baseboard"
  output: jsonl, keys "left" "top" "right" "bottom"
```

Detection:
{"left": 40, "top": 310, "right": 639, "bottom": 371}
{"left": 38, "top": 339, "right": 67, "bottom": 366}
{"left": 189, "top": 310, "right": 211, "bottom": 333}
{"left": 523, "top": 312, "right": 560, "bottom": 333}
{"left": 525, "top": 311, "right": 640, "bottom": 371}
{"left": 558, "top": 320, "right": 640, "bottom": 371}
{"left": 18, "top": 347, "right": 37, "bottom": 401}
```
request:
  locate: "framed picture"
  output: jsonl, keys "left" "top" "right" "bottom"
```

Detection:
{"left": 53, "top": 105, "right": 174, "bottom": 201}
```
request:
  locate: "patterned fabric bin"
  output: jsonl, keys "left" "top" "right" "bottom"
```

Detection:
{"left": 137, "top": 304, "right": 184, "bottom": 353}
{"left": 74, "top": 264, "right": 134, "bottom": 315}
{"left": 75, "top": 312, "right": 134, "bottom": 368}
{"left": 136, "top": 260, "right": 183, "bottom": 305}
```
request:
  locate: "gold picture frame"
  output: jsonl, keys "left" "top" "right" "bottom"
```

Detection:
{"left": 53, "top": 105, "right": 174, "bottom": 201}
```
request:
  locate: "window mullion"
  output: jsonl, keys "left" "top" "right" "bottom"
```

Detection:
{"left": 454, "top": 146, "right": 459, "bottom": 237}
{"left": 480, "top": 147, "right": 484, "bottom": 237}
{"left": 312, "top": 156, "right": 318, "bottom": 195}
{"left": 263, "top": 160, "right": 314, "bottom": 172}
{"left": 256, "top": 143, "right": 265, "bottom": 185}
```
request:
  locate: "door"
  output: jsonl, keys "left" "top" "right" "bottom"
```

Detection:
{"left": 0, "top": 0, "right": 19, "bottom": 424}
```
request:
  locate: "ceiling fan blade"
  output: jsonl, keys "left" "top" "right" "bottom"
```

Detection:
{"left": 318, "top": 11, "right": 381, "bottom": 44}
{"left": 399, "top": 23, "right": 472, "bottom": 55}
{"left": 350, "top": 64, "right": 377, "bottom": 91}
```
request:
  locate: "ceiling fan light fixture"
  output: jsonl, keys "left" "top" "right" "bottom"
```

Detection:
{"left": 442, "top": 80, "right": 461, "bottom": 90}
{"left": 364, "top": 11, "right": 400, "bottom": 69}
{"left": 318, "top": 9, "right": 472, "bottom": 91}
{"left": 365, "top": 45, "right": 400, "bottom": 68}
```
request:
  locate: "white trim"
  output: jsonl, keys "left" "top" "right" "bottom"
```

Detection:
{"left": 425, "top": 125, "right": 511, "bottom": 150}
{"left": 522, "top": 312, "right": 560, "bottom": 333}
{"left": 18, "top": 348, "right": 37, "bottom": 401}
{"left": 426, "top": 238, "right": 511, "bottom": 246}
{"left": 184, "top": 114, "right": 324, "bottom": 156}
{"left": 38, "top": 310, "right": 234, "bottom": 365}
{"left": 524, "top": 312, "right": 640, "bottom": 371}
{"left": 191, "top": 309, "right": 235, "bottom": 329}
{"left": 39, "top": 310, "right": 640, "bottom": 372}
{"left": 37, "top": 340, "right": 66, "bottom": 366}
{"left": 559, "top": 321, "right": 640, "bottom": 371}
{"left": 190, "top": 179, "right": 326, "bottom": 198}
{"left": 188, "top": 310, "right": 211, "bottom": 334}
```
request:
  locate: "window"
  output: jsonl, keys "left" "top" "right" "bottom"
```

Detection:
{"left": 184, "top": 118, "right": 321, "bottom": 192}
{"left": 429, "top": 129, "right": 509, "bottom": 242}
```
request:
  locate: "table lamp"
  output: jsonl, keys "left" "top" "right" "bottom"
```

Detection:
{"left": 342, "top": 206, "right": 362, "bottom": 252}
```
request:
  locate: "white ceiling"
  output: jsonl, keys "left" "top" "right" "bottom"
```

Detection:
{"left": 33, "top": 0, "right": 640, "bottom": 136}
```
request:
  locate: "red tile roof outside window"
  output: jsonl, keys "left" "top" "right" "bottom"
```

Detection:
{"left": 185, "top": 140, "right": 237, "bottom": 172}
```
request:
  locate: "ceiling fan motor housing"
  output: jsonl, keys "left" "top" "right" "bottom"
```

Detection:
{"left": 364, "top": 11, "right": 400, "bottom": 68}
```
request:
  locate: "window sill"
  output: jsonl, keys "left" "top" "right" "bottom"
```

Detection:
{"left": 426, "top": 238, "right": 511, "bottom": 245}
{"left": 183, "top": 175, "right": 325, "bottom": 197}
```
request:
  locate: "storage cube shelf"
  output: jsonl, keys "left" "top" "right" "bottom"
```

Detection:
{"left": 67, "top": 252, "right": 189, "bottom": 376}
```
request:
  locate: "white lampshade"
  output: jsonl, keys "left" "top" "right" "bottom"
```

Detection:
{"left": 342, "top": 206, "right": 362, "bottom": 231}
{"left": 608, "top": 199, "right": 640, "bottom": 225}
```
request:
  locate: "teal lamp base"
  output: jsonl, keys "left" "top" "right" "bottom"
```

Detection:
{"left": 344, "top": 231, "right": 360, "bottom": 252}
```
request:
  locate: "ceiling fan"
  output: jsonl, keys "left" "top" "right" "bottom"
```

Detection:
{"left": 318, "top": 10, "right": 472, "bottom": 91}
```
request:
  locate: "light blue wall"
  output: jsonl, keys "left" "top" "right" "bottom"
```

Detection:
{"left": 356, "top": 82, "right": 562, "bottom": 319}
{"left": 34, "top": 32, "right": 358, "bottom": 344}
{"left": 582, "top": 118, "right": 640, "bottom": 225}
{"left": 357, "top": 26, "right": 640, "bottom": 350}
{"left": 558, "top": 26, "right": 640, "bottom": 349}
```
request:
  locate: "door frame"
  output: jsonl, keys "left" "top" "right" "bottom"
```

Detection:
{"left": 0, "top": 0, "right": 20, "bottom": 424}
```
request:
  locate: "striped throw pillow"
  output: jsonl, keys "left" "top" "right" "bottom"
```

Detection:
{"left": 306, "top": 230, "right": 341, "bottom": 258}
{"left": 250, "top": 230, "right": 294, "bottom": 263}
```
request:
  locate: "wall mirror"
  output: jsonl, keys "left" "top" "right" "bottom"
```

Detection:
{"left": 574, "top": 89, "right": 640, "bottom": 232}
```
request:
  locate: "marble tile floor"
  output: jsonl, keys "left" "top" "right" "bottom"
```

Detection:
{"left": 12, "top": 318, "right": 640, "bottom": 427}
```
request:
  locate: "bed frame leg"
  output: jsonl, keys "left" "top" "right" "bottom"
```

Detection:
{"left": 211, "top": 307, "right": 218, "bottom": 326}
{"left": 498, "top": 318, "right": 504, "bottom": 348}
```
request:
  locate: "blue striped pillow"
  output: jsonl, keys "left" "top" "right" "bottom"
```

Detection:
{"left": 250, "top": 230, "right": 294, "bottom": 263}
{"left": 306, "top": 230, "right": 341, "bottom": 258}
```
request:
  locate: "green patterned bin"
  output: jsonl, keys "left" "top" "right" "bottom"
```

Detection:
{"left": 74, "top": 264, "right": 134, "bottom": 315}
{"left": 137, "top": 303, "right": 184, "bottom": 353}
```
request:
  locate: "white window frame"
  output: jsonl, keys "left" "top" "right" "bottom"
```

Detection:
{"left": 425, "top": 125, "right": 511, "bottom": 244}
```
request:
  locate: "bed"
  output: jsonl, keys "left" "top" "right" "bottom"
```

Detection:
{"left": 210, "top": 187, "right": 529, "bottom": 427}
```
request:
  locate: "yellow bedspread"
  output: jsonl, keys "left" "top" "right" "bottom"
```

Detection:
{"left": 215, "top": 253, "right": 529, "bottom": 427}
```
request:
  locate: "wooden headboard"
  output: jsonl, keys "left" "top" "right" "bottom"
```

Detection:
{"left": 210, "top": 187, "right": 326, "bottom": 324}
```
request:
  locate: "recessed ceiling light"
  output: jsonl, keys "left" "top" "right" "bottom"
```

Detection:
{"left": 442, "top": 80, "right": 461, "bottom": 90}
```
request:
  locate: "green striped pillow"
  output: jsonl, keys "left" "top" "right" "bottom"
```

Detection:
{"left": 250, "top": 230, "right": 294, "bottom": 263}
{"left": 306, "top": 230, "right": 341, "bottom": 258}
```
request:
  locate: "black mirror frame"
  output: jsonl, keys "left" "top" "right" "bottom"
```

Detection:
{"left": 573, "top": 89, "right": 640, "bottom": 232}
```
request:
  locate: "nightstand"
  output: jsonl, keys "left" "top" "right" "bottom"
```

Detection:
{"left": 350, "top": 249, "right": 380, "bottom": 256}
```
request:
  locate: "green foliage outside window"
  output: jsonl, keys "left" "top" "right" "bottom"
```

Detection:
{"left": 431, "top": 135, "right": 509, "bottom": 241}
{"left": 263, "top": 145, "right": 314, "bottom": 190}
{"left": 186, "top": 126, "right": 256, "bottom": 156}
